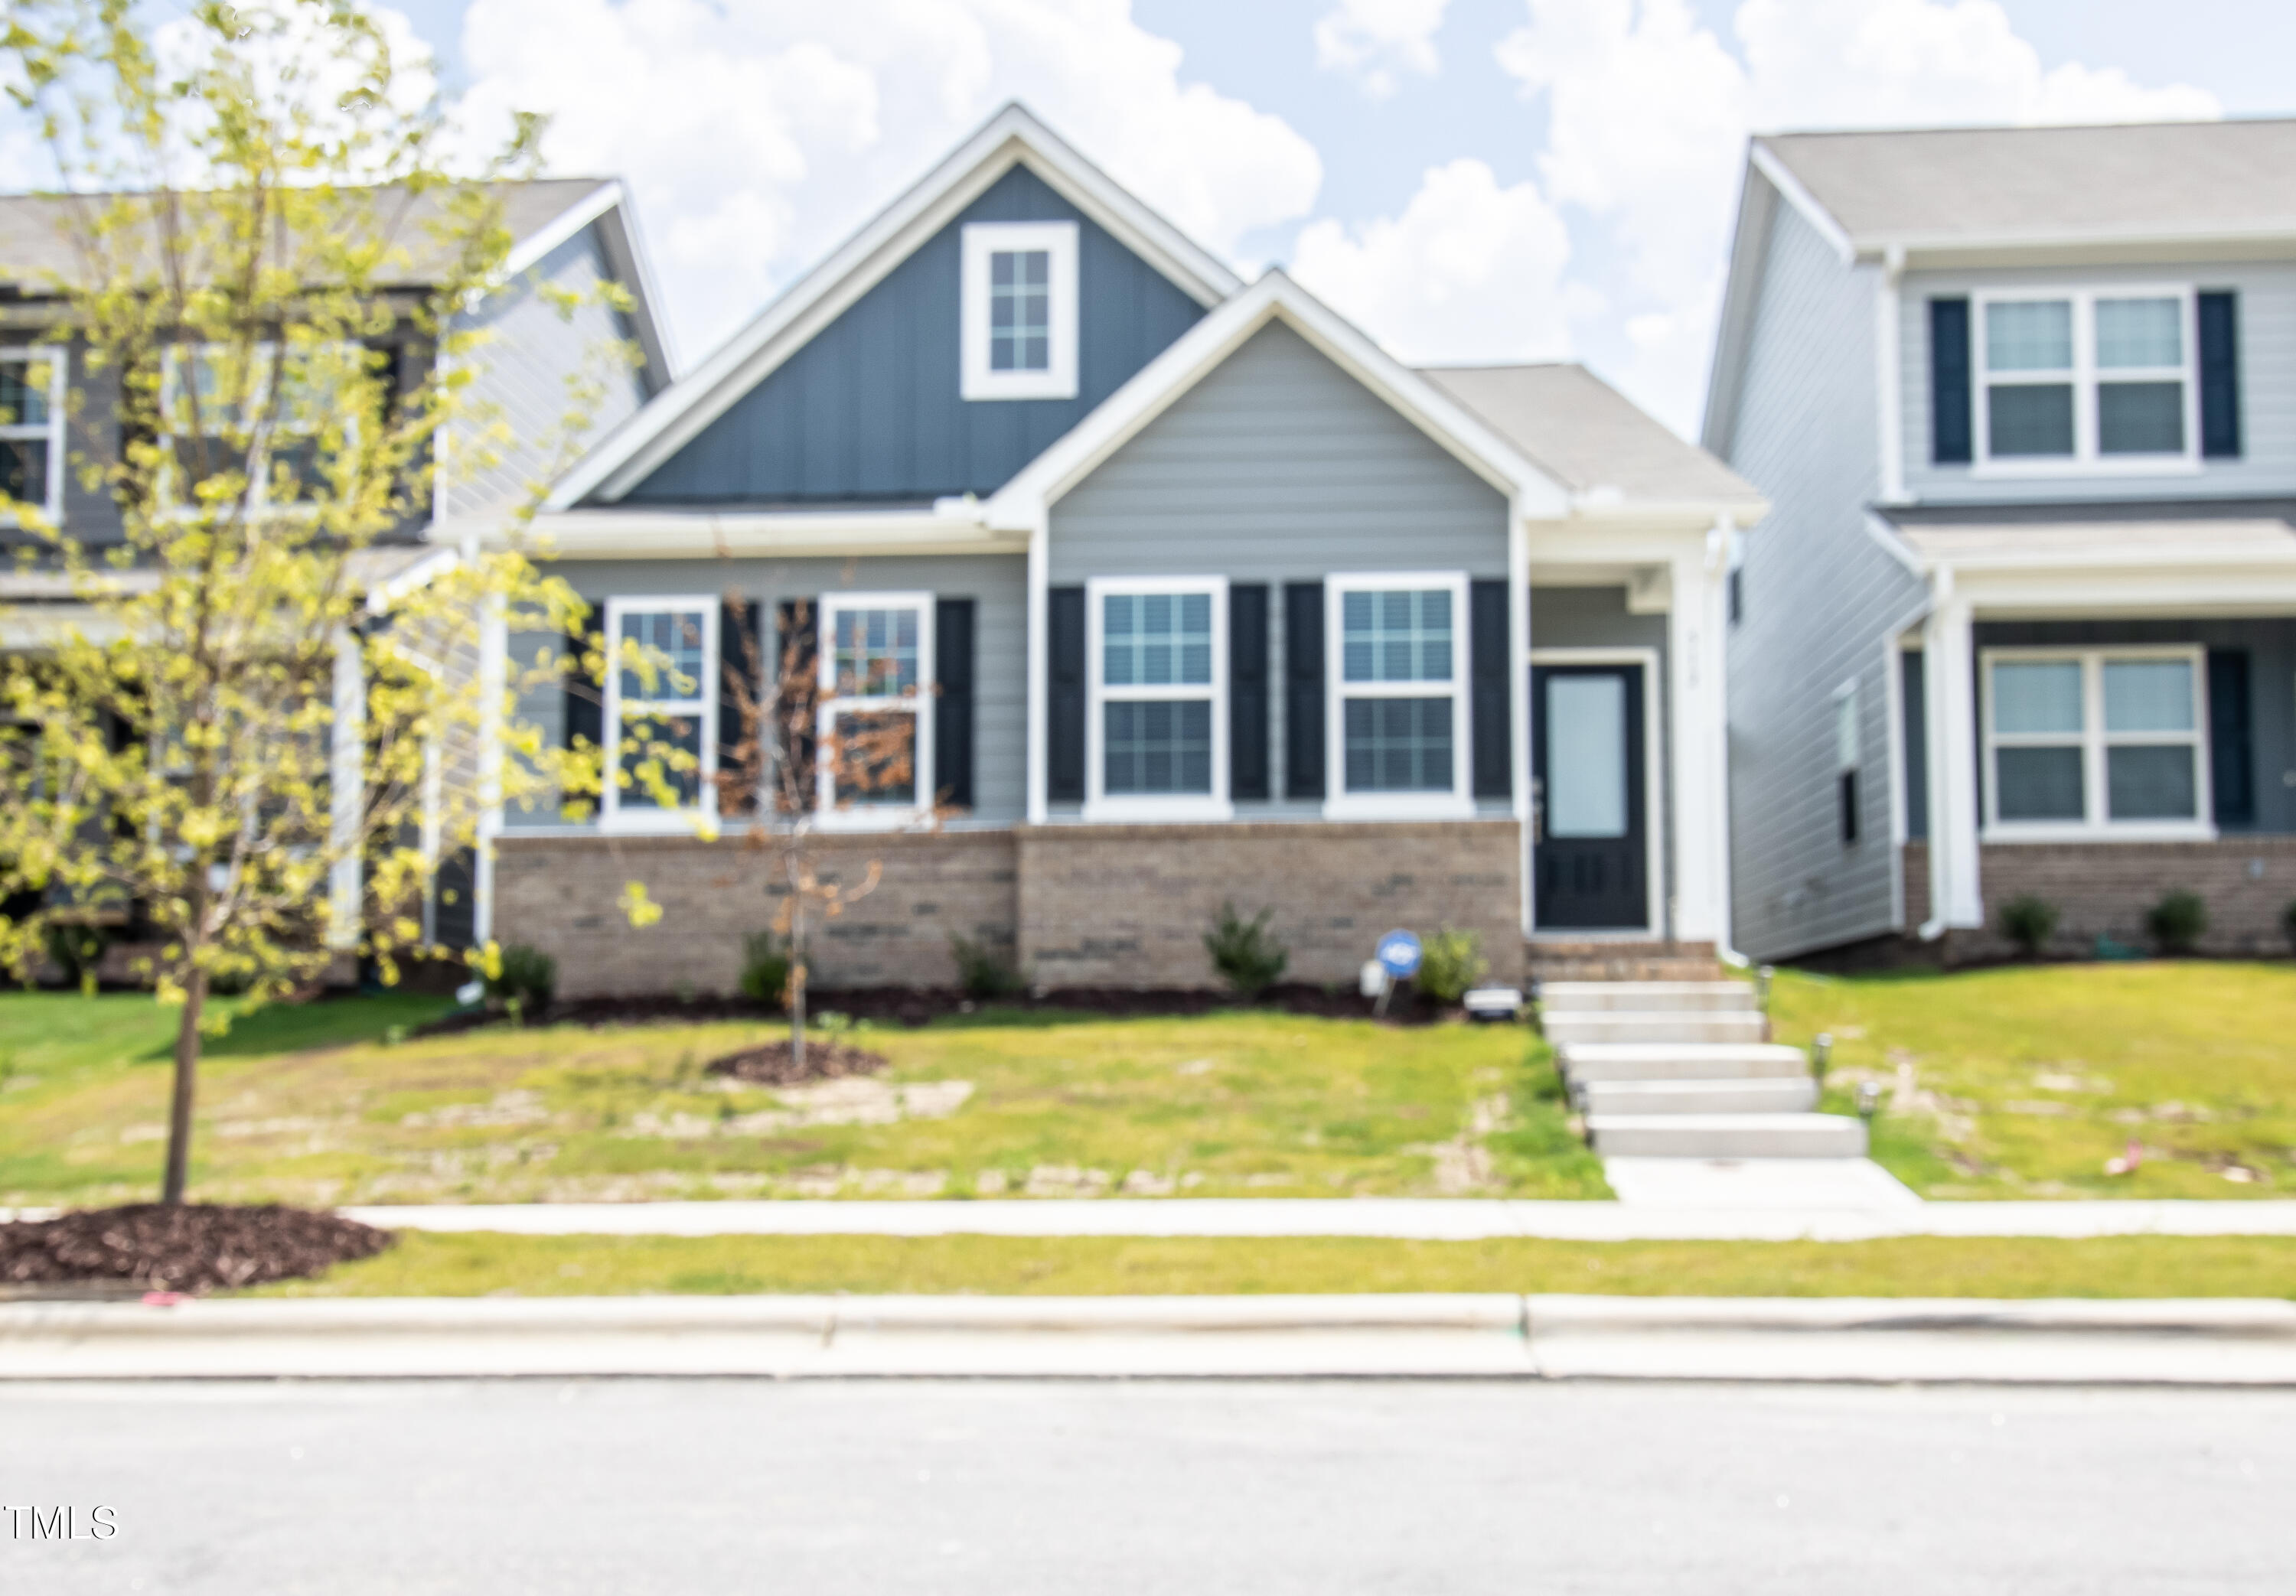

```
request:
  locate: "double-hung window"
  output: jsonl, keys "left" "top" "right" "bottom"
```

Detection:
{"left": 1976, "top": 289, "right": 2198, "bottom": 472}
{"left": 1326, "top": 573, "right": 1472, "bottom": 820}
{"left": 817, "top": 592, "right": 933, "bottom": 827}
{"left": 603, "top": 598, "right": 716, "bottom": 827}
{"left": 1085, "top": 576, "right": 1227, "bottom": 820}
{"left": 960, "top": 222, "right": 1078, "bottom": 402}
{"left": 160, "top": 341, "right": 341, "bottom": 510}
{"left": 0, "top": 347, "right": 64, "bottom": 525}
{"left": 1983, "top": 647, "right": 2210, "bottom": 839}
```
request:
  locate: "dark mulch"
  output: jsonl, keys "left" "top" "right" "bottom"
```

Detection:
{"left": 412, "top": 980, "right": 1440, "bottom": 1038}
{"left": 705, "top": 1038, "right": 890, "bottom": 1086}
{"left": 0, "top": 1204, "right": 395, "bottom": 1295}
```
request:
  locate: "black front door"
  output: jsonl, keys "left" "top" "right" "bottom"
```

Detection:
{"left": 1532, "top": 663, "right": 1647, "bottom": 930}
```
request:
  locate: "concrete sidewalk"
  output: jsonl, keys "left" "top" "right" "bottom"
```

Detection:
{"left": 4, "top": 1293, "right": 2292, "bottom": 1383}
{"left": 305, "top": 1194, "right": 2296, "bottom": 1243}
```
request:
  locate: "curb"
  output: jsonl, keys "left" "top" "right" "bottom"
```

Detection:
{"left": 2, "top": 1294, "right": 2292, "bottom": 1383}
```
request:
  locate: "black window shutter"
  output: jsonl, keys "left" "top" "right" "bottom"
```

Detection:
{"left": 1469, "top": 578, "right": 1512, "bottom": 800}
{"left": 1901, "top": 650, "right": 1928, "bottom": 841}
{"left": 934, "top": 598, "right": 976, "bottom": 810}
{"left": 1283, "top": 581, "right": 1325, "bottom": 800}
{"left": 1228, "top": 584, "right": 1270, "bottom": 801}
{"left": 717, "top": 599, "right": 762, "bottom": 817}
{"left": 563, "top": 605, "right": 604, "bottom": 751}
{"left": 1929, "top": 298, "right": 1972, "bottom": 465}
{"left": 775, "top": 599, "right": 818, "bottom": 813}
{"left": 2199, "top": 291, "right": 2242, "bottom": 459}
{"left": 2209, "top": 649, "right": 2253, "bottom": 827}
{"left": 1839, "top": 769, "right": 1861, "bottom": 845}
{"left": 1048, "top": 586, "right": 1086, "bottom": 803}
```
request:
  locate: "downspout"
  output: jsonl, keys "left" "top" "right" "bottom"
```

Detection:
{"left": 1917, "top": 562, "right": 1956, "bottom": 942}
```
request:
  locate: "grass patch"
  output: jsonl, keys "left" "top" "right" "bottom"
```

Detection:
{"left": 1768, "top": 962, "right": 2296, "bottom": 1199}
{"left": 0, "top": 996, "right": 1606, "bottom": 1207}
{"left": 251, "top": 1230, "right": 2296, "bottom": 1300}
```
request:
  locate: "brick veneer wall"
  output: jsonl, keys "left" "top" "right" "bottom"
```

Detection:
{"left": 1901, "top": 838, "right": 2296, "bottom": 961}
{"left": 492, "top": 829, "right": 1019, "bottom": 998}
{"left": 1015, "top": 819, "right": 1525, "bottom": 990}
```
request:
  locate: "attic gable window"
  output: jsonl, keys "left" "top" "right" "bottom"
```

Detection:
{"left": 960, "top": 220, "right": 1078, "bottom": 402}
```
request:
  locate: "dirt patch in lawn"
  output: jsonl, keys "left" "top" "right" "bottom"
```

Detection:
{"left": 705, "top": 1039, "right": 890, "bottom": 1086}
{"left": 0, "top": 1204, "right": 394, "bottom": 1295}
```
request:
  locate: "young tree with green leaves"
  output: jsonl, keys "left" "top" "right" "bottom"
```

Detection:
{"left": 0, "top": 0, "right": 621, "bottom": 1204}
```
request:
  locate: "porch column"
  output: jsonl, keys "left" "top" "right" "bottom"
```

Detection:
{"left": 327, "top": 630, "right": 364, "bottom": 953}
{"left": 474, "top": 598, "right": 507, "bottom": 945}
{"left": 1921, "top": 580, "right": 1984, "bottom": 931}
{"left": 1668, "top": 548, "right": 1730, "bottom": 944}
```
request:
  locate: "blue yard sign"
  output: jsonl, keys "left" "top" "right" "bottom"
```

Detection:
{"left": 1375, "top": 930, "right": 1423, "bottom": 979}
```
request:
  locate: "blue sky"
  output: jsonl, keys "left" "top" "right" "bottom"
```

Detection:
{"left": 21, "top": 2, "right": 2294, "bottom": 436}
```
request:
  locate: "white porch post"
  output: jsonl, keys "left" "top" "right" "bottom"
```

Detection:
{"left": 1508, "top": 498, "right": 1534, "bottom": 935}
{"left": 1024, "top": 517, "right": 1049, "bottom": 825}
{"left": 327, "top": 630, "right": 364, "bottom": 953}
{"left": 1921, "top": 575, "right": 1983, "bottom": 933}
{"left": 474, "top": 599, "right": 507, "bottom": 946}
{"left": 1668, "top": 547, "right": 1729, "bottom": 944}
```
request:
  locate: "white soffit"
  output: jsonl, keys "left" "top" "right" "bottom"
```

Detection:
{"left": 548, "top": 104, "right": 1244, "bottom": 512}
{"left": 1896, "top": 518, "right": 2296, "bottom": 571}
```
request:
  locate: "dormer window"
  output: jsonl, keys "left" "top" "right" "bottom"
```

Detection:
{"left": 961, "top": 221, "right": 1078, "bottom": 402}
{"left": 1975, "top": 288, "right": 2197, "bottom": 474}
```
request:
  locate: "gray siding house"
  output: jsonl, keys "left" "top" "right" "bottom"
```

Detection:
{"left": 1707, "top": 120, "right": 2296, "bottom": 962}
{"left": 481, "top": 105, "right": 1766, "bottom": 996}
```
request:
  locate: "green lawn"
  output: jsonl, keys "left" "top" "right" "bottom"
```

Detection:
{"left": 0, "top": 995, "right": 1606, "bottom": 1207}
{"left": 1768, "top": 962, "right": 2296, "bottom": 1199}
{"left": 251, "top": 1230, "right": 2296, "bottom": 1300}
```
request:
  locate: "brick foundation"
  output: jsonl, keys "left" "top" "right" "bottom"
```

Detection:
{"left": 1016, "top": 819, "right": 1525, "bottom": 990}
{"left": 492, "top": 829, "right": 1019, "bottom": 998}
{"left": 1902, "top": 838, "right": 2296, "bottom": 961}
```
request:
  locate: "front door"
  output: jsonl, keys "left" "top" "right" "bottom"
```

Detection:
{"left": 1532, "top": 663, "right": 1648, "bottom": 930}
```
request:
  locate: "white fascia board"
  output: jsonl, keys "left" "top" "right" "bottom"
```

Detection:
{"left": 1952, "top": 565, "right": 2296, "bottom": 614}
{"left": 502, "top": 180, "right": 626, "bottom": 279}
{"left": 986, "top": 271, "right": 1571, "bottom": 529}
{"left": 1748, "top": 142, "right": 1856, "bottom": 265}
{"left": 590, "top": 194, "right": 678, "bottom": 386}
{"left": 547, "top": 104, "right": 1244, "bottom": 513}
{"left": 1863, "top": 510, "right": 1926, "bottom": 578}
{"left": 1701, "top": 158, "right": 1782, "bottom": 457}
{"left": 1884, "top": 223, "right": 2296, "bottom": 266}
{"left": 1520, "top": 518, "right": 1746, "bottom": 568}
{"left": 493, "top": 506, "right": 1025, "bottom": 560}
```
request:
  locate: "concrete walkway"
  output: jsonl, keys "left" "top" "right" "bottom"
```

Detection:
{"left": 311, "top": 1194, "right": 2296, "bottom": 1243}
{"left": 5, "top": 1294, "right": 2292, "bottom": 1383}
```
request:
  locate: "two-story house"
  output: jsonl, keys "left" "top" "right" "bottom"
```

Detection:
{"left": 471, "top": 105, "right": 1767, "bottom": 998}
{"left": 1708, "top": 120, "right": 2296, "bottom": 962}
{"left": 1, "top": 178, "right": 671, "bottom": 962}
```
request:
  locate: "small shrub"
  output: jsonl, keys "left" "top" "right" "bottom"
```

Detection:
{"left": 1204, "top": 901, "right": 1288, "bottom": 999}
{"left": 2144, "top": 890, "right": 2208, "bottom": 956}
{"left": 739, "top": 931, "right": 791, "bottom": 1008}
{"left": 485, "top": 943, "right": 556, "bottom": 1018}
{"left": 947, "top": 931, "right": 1025, "bottom": 1000}
{"left": 1415, "top": 929, "right": 1488, "bottom": 1005}
{"left": 1997, "top": 894, "right": 2060, "bottom": 959}
{"left": 43, "top": 923, "right": 110, "bottom": 995}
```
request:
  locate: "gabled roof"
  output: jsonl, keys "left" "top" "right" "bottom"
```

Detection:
{"left": 984, "top": 271, "right": 1574, "bottom": 526}
{"left": 548, "top": 103, "right": 1245, "bottom": 511}
{"left": 1753, "top": 119, "right": 2296, "bottom": 254}
{"left": 1421, "top": 363, "right": 1763, "bottom": 516}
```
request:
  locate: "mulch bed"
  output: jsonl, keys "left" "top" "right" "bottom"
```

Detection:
{"left": 0, "top": 1204, "right": 394, "bottom": 1295}
{"left": 704, "top": 1038, "right": 890, "bottom": 1086}
{"left": 412, "top": 980, "right": 1443, "bottom": 1037}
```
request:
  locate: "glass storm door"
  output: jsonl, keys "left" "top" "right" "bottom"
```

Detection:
{"left": 1532, "top": 663, "right": 1648, "bottom": 930}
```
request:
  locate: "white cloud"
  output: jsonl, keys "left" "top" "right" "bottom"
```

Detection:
{"left": 1494, "top": 0, "right": 2224, "bottom": 433}
{"left": 1314, "top": 0, "right": 1453, "bottom": 99}
{"left": 452, "top": 0, "right": 1323, "bottom": 360}
{"left": 1290, "top": 158, "right": 1577, "bottom": 364}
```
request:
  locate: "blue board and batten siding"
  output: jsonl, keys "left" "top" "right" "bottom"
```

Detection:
{"left": 1900, "top": 261, "right": 2296, "bottom": 503}
{"left": 623, "top": 165, "right": 1205, "bottom": 505}
{"left": 1721, "top": 199, "right": 1926, "bottom": 962}
{"left": 1049, "top": 321, "right": 1512, "bottom": 817}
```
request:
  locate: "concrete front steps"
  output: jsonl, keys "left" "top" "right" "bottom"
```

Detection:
{"left": 1542, "top": 977, "right": 1866, "bottom": 1161}
{"left": 1525, "top": 941, "right": 1724, "bottom": 985}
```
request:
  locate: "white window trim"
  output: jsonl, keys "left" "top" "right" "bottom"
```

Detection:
{"left": 0, "top": 344, "right": 67, "bottom": 527}
{"left": 1084, "top": 574, "right": 1230, "bottom": 822}
{"left": 814, "top": 590, "right": 936, "bottom": 832}
{"left": 158, "top": 339, "right": 360, "bottom": 513}
{"left": 1972, "top": 286, "right": 2201, "bottom": 478}
{"left": 1980, "top": 644, "right": 2214, "bottom": 843}
{"left": 1324, "top": 571, "right": 1474, "bottom": 822}
{"left": 602, "top": 595, "right": 719, "bottom": 834}
{"left": 960, "top": 221, "right": 1079, "bottom": 402}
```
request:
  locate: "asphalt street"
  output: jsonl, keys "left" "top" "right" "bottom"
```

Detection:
{"left": 2, "top": 1378, "right": 2288, "bottom": 1593}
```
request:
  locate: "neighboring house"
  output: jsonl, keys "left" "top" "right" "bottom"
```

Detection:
{"left": 481, "top": 104, "right": 1765, "bottom": 997}
{"left": 1707, "top": 120, "right": 2296, "bottom": 963}
{"left": 0, "top": 178, "right": 670, "bottom": 959}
